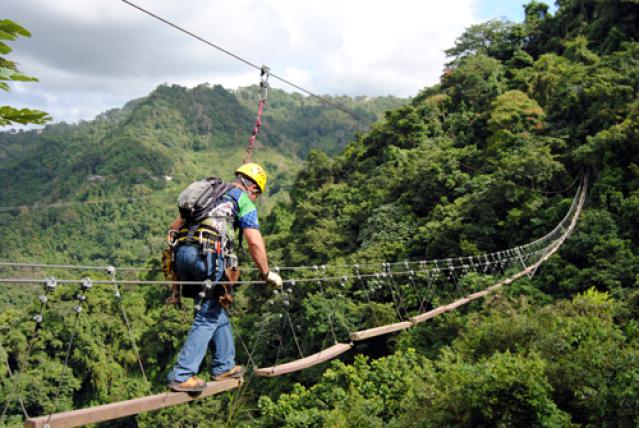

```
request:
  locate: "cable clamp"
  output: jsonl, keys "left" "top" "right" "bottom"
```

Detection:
{"left": 81, "top": 277, "right": 92, "bottom": 290}
{"left": 259, "top": 65, "right": 270, "bottom": 100}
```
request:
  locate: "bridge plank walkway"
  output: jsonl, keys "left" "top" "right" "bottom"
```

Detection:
{"left": 24, "top": 377, "right": 242, "bottom": 428}
{"left": 254, "top": 343, "right": 352, "bottom": 377}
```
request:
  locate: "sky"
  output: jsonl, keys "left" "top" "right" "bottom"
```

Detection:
{"left": 3, "top": 0, "right": 554, "bottom": 128}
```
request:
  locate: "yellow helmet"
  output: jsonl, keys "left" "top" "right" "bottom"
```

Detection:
{"left": 235, "top": 163, "right": 267, "bottom": 193}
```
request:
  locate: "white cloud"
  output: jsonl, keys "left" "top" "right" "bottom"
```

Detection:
{"left": 3, "top": 0, "right": 481, "bottom": 126}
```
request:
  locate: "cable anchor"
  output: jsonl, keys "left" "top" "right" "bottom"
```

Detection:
{"left": 259, "top": 65, "right": 270, "bottom": 101}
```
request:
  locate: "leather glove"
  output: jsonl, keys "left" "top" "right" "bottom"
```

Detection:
{"left": 262, "top": 271, "right": 283, "bottom": 289}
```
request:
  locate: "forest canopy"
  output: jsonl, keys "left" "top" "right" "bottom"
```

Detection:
{"left": 2, "top": 1, "right": 639, "bottom": 426}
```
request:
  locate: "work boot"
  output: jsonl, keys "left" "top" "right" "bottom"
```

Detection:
{"left": 168, "top": 376, "right": 206, "bottom": 392}
{"left": 213, "top": 365, "right": 244, "bottom": 381}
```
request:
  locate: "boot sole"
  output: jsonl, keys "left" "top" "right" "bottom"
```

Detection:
{"left": 168, "top": 382, "right": 206, "bottom": 392}
{"left": 213, "top": 368, "right": 245, "bottom": 381}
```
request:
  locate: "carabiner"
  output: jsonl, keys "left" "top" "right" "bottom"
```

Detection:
{"left": 167, "top": 229, "right": 178, "bottom": 247}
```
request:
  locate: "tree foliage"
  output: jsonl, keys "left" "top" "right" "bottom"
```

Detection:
{"left": 2, "top": 1, "right": 639, "bottom": 426}
{"left": 0, "top": 19, "right": 51, "bottom": 126}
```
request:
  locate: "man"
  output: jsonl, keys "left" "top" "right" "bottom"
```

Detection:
{"left": 167, "top": 163, "right": 282, "bottom": 392}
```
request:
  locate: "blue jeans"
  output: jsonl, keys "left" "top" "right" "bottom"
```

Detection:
{"left": 168, "top": 245, "right": 235, "bottom": 382}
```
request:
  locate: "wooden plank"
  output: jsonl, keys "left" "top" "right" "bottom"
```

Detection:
{"left": 254, "top": 343, "right": 352, "bottom": 377}
{"left": 486, "top": 283, "right": 503, "bottom": 292}
{"left": 349, "top": 321, "right": 413, "bottom": 342}
{"left": 467, "top": 290, "right": 491, "bottom": 300}
{"left": 409, "top": 306, "right": 448, "bottom": 324}
{"left": 445, "top": 298, "right": 470, "bottom": 310}
{"left": 24, "top": 378, "right": 242, "bottom": 428}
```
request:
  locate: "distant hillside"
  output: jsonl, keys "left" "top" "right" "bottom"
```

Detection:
{"left": 0, "top": 84, "right": 406, "bottom": 264}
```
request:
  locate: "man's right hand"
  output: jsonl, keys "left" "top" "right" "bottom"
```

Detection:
{"left": 262, "top": 271, "right": 283, "bottom": 289}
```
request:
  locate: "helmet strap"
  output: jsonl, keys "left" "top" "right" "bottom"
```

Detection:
{"left": 238, "top": 175, "right": 260, "bottom": 194}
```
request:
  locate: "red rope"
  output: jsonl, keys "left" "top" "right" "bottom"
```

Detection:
{"left": 243, "top": 66, "right": 270, "bottom": 164}
{"left": 244, "top": 98, "right": 265, "bottom": 164}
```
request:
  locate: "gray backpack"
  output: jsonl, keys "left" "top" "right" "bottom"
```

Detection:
{"left": 177, "top": 177, "right": 234, "bottom": 223}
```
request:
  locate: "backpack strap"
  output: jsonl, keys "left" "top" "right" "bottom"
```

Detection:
{"left": 190, "top": 179, "right": 235, "bottom": 222}
{"left": 186, "top": 223, "right": 199, "bottom": 242}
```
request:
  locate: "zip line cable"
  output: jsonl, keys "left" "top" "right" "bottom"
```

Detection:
{"left": 120, "top": 0, "right": 368, "bottom": 125}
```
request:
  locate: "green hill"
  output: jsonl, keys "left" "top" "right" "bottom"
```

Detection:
{"left": 0, "top": 84, "right": 405, "bottom": 266}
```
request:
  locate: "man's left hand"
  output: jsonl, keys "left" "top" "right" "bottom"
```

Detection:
{"left": 262, "top": 271, "right": 283, "bottom": 289}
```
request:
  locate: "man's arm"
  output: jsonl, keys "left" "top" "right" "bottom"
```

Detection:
{"left": 166, "top": 216, "right": 184, "bottom": 305}
{"left": 244, "top": 228, "right": 282, "bottom": 288}
{"left": 243, "top": 227, "right": 269, "bottom": 275}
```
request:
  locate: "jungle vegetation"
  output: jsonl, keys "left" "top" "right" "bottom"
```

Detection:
{"left": 1, "top": 1, "right": 639, "bottom": 426}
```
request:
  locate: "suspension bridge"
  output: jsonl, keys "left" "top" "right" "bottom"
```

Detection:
{"left": 0, "top": 176, "right": 587, "bottom": 428}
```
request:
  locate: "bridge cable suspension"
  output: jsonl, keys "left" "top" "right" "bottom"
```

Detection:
{"left": 120, "top": 0, "right": 366, "bottom": 124}
{"left": 2, "top": 278, "right": 58, "bottom": 420}
{"left": 107, "top": 267, "right": 151, "bottom": 393}
{"left": 1, "top": 175, "right": 588, "bottom": 423}
{"left": 44, "top": 279, "right": 92, "bottom": 427}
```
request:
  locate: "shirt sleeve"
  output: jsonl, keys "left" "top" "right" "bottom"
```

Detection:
{"left": 236, "top": 191, "right": 260, "bottom": 230}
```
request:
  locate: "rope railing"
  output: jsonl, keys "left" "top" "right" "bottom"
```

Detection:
{"left": 0, "top": 178, "right": 583, "bottom": 285}
{"left": 0, "top": 178, "right": 583, "bottom": 278}
{"left": 256, "top": 174, "right": 588, "bottom": 375}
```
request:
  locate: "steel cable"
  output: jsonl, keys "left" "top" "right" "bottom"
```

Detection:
{"left": 120, "top": 0, "right": 367, "bottom": 124}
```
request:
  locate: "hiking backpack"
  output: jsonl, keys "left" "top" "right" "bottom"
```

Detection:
{"left": 177, "top": 177, "right": 235, "bottom": 223}
{"left": 175, "top": 177, "right": 238, "bottom": 300}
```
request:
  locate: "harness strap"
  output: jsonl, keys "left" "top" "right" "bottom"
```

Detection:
{"left": 185, "top": 224, "right": 198, "bottom": 241}
{"left": 178, "top": 224, "right": 220, "bottom": 248}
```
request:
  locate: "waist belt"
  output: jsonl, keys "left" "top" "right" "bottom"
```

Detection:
{"left": 177, "top": 224, "right": 220, "bottom": 248}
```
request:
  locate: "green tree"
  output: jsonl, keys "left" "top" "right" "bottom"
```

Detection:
{"left": 0, "top": 19, "right": 51, "bottom": 126}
